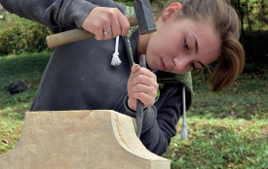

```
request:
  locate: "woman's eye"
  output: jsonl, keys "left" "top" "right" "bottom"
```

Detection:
{"left": 192, "top": 62, "right": 196, "bottom": 70}
{"left": 184, "top": 38, "right": 189, "bottom": 51}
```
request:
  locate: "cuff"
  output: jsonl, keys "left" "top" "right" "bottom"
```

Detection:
{"left": 63, "top": 0, "right": 98, "bottom": 28}
{"left": 123, "top": 95, "right": 149, "bottom": 119}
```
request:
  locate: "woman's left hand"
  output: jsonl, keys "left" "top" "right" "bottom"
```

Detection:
{"left": 127, "top": 64, "right": 159, "bottom": 111}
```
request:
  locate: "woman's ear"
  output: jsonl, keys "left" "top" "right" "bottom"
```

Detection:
{"left": 162, "top": 3, "right": 182, "bottom": 22}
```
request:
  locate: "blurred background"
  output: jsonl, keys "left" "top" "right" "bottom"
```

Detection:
{"left": 0, "top": 1, "right": 268, "bottom": 168}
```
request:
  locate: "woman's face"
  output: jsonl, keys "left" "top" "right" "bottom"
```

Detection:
{"left": 145, "top": 4, "right": 221, "bottom": 74}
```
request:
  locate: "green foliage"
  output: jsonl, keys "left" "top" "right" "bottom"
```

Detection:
{"left": 0, "top": 14, "right": 53, "bottom": 56}
{"left": 1, "top": 0, "right": 268, "bottom": 63}
{"left": 232, "top": 0, "right": 268, "bottom": 30}
{"left": 116, "top": 0, "right": 135, "bottom": 6}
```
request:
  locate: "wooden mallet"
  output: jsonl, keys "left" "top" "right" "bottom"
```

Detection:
{"left": 46, "top": 0, "right": 157, "bottom": 48}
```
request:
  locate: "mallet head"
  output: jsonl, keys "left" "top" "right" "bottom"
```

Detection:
{"left": 133, "top": 0, "right": 157, "bottom": 35}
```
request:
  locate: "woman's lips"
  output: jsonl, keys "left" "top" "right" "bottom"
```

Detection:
{"left": 160, "top": 58, "right": 166, "bottom": 70}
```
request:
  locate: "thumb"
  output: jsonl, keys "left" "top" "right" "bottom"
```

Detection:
{"left": 131, "top": 64, "right": 140, "bottom": 73}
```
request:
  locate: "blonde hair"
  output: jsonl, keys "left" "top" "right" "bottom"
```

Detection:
{"left": 154, "top": 0, "right": 245, "bottom": 92}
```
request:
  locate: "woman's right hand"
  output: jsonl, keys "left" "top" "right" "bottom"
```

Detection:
{"left": 127, "top": 64, "right": 159, "bottom": 111}
{"left": 81, "top": 7, "right": 130, "bottom": 40}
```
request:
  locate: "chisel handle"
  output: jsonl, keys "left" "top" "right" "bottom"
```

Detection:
{"left": 46, "top": 15, "right": 138, "bottom": 48}
{"left": 136, "top": 54, "right": 146, "bottom": 138}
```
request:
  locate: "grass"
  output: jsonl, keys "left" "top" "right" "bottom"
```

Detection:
{"left": 163, "top": 118, "right": 268, "bottom": 168}
{"left": 189, "top": 73, "right": 268, "bottom": 120}
{"left": 0, "top": 52, "right": 51, "bottom": 155}
{"left": 162, "top": 70, "right": 268, "bottom": 168}
{"left": 0, "top": 52, "right": 268, "bottom": 168}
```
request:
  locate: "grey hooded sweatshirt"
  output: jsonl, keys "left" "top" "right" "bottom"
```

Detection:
{"left": 0, "top": 0, "right": 193, "bottom": 156}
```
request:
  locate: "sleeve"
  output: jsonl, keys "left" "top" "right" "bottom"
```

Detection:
{"left": 0, "top": 0, "right": 125, "bottom": 33}
{"left": 124, "top": 83, "right": 183, "bottom": 156}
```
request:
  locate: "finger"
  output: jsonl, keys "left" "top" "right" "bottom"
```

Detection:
{"left": 118, "top": 14, "right": 130, "bottom": 36}
{"left": 128, "top": 76, "right": 158, "bottom": 101}
{"left": 131, "top": 83, "right": 157, "bottom": 96}
{"left": 129, "top": 79, "right": 158, "bottom": 101}
{"left": 103, "top": 8, "right": 118, "bottom": 40}
{"left": 131, "top": 67, "right": 157, "bottom": 80}
{"left": 131, "top": 64, "right": 140, "bottom": 74}
{"left": 94, "top": 28, "right": 104, "bottom": 40}
{"left": 92, "top": 21, "right": 104, "bottom": 40}
{"left": 110, "top": 16, "right": 121, "bottom": 38}
{"left": 127, "top": 85, "right": 157, "bottom": 110}
{"left": 130, "top": 75, "right": 153, "bottom": 87}
{"left": 103, "top": 26, "right": 113, "bottom": 40}
{"left": 127, "top": 97, "right": 137, "bottom": 111}
{"left": 132, "top": 92, "right": 155, "bottom": 108}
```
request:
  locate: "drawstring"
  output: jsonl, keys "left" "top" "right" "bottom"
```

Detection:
{"left": 111, "top": 36, "right": 121, "bottom": 67}
{"left": 180, "top": 86, "right": 188, "bottom": 140}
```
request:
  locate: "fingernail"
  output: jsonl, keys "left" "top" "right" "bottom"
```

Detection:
{"left": 132, "top": 64, "right": 139, "bottom": 71}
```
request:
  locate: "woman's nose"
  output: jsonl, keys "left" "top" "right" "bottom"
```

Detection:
{"left": 173, "top": 56, "right": 188, "bottom": 71}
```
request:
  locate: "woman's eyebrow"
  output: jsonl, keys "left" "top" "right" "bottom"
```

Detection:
{"left": 191, "top": 32, "right": 204, "bottom": 68}
{"left": 191, "top": 33, "right": 199, "bottom": 54}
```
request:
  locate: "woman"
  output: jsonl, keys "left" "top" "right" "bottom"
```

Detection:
{"left": 0, "top": 0, "right": 244, "bottom": 155}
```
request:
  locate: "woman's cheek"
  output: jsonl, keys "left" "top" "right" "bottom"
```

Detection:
{"left": 146, "top": 55, "right": 157, "bottom": 70}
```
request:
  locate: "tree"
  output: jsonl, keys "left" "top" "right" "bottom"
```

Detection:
{"left": 254, "top": 0, "right": 268, "bottom": 25}
{"left": 245, "top": 0, "right": 257, "bottom": 57}
{"left": 232, "top": 0, "right": 246, "bottom": 46}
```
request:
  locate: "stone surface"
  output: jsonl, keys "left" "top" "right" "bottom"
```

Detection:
{"left": 0, "top": 110, "right": 170, "bottom": 169}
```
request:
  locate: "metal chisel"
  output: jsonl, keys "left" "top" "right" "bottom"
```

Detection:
{"left": 136, "top": 54, "right": 146, "bottom": 138}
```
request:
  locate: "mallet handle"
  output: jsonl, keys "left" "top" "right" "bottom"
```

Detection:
{"left": 46, "top": 15, "right": 138, "bottom": 48}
